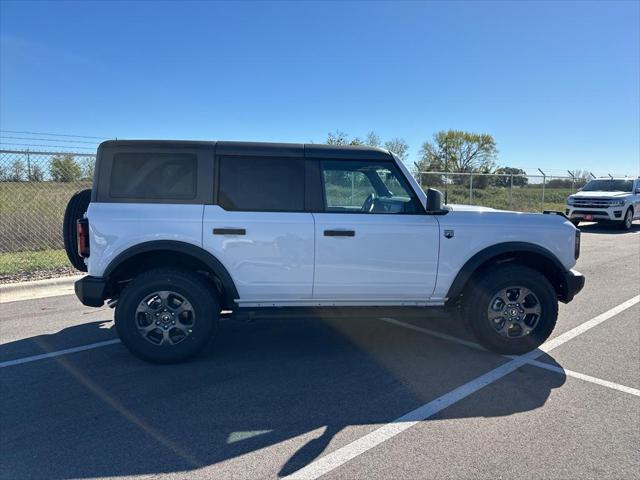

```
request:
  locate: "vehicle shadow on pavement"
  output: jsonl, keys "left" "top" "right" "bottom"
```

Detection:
{"left": 578, "top": 222, "right": 639, "bottom": 235}
{"left": 0, "top": 313, "right": 566, "bottom": 479}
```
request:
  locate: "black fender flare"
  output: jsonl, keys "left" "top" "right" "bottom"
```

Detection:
{"left": 446, "top": 241, "right": 567, "bottom": 300}
{"left": 104, "top": 240, "right": 239, "bottom": 300}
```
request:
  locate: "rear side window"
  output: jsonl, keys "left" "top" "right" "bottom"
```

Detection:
{"left": 218, "top": 157, "right": 305, "bottom": 211}
{"left": 110, "top": 153, "right": 197, "bottom": 199}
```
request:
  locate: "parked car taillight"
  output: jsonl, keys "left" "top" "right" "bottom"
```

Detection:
{"left": 76, "top": 218, "right": 90, "bottom": 258}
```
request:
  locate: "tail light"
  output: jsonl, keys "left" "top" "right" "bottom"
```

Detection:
{"left": 574, "top": 229, "right": 581, "bottom": 259}
{"left": 76, "top": 218, "right": 90, "bottom": 257}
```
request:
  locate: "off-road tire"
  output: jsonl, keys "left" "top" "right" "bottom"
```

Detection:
{"left": 115, "top": 268, "right": 220, "bottom": 363}
{"left": 462, "top": 264, "right": 558, "bottom": 355}
{"left": 62, "top": 189, "right": 91, "bottom": 271}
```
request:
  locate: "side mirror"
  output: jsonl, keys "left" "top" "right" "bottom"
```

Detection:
{"left": 426, "top": 188, "right": 444, "bottom": 212}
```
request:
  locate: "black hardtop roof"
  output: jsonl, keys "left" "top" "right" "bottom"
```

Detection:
{"left": 98, "top": 139, "right": 393, "bottom": 160}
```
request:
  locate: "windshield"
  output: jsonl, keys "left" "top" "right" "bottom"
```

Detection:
{"left": 581, "top": 179, "right": 633, "bottom": 192}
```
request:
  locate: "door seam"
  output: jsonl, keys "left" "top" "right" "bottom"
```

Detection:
{"left": 311, "top": 213, "right": 316, "bottom": 298}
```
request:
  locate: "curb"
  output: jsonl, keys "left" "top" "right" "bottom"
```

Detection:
{"left": 0, "top": 275, "right": 84, "bottom": 304}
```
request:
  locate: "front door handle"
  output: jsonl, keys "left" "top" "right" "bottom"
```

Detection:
{"left": 213, "top": 228, "right": 246, "bottom": 235}
{"left": 324, "top": 229, "right": 355, "bottom": 237}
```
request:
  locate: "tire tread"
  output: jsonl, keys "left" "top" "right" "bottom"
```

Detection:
{"left": 462, "top": 264, "right": 558, "bottom": 355}
{"left": 115, "top": 268, "right": 219, "bottom": 363}
{"left": 62, "top": 189, "right": 91, "bottom": 272}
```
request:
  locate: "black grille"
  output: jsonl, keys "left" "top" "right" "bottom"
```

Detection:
{"left": 572, "top": 210, "right": 609, "bottom": 216}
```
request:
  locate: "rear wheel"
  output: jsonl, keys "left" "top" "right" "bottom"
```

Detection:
{"left": 462, "top": 264, "right": 558, "bottom": 355}
{"left": 115, "top": 268, "right": 219, "bottom": 363}
{"left": 62, "top": 189, "right": 91, "bottom": 271}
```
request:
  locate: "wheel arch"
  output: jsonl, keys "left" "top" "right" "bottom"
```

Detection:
{"left": 103, "top": 240, "right": 239, "bottom": 308}
{"left": 446, "top": 242, "right": 570, "bottom": 303}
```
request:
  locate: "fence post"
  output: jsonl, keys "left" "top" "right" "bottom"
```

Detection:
{"left": 509, "top": 174, "right": 513, "bottom": 209}
{"left": 445, "top": 171, "right": 449, "bottom": 204}
{"left": 469, "top": 173, "right": 473, "bottom": 204}
{"left": 567, "top": 170, "right": 575, "bottom": 192}
{"left": 538, "top": 168, "right": 546, "bottom": 211}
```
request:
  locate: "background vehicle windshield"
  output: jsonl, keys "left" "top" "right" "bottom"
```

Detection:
{"left": 581, "top": 180, "right": 633, "bottom": 192}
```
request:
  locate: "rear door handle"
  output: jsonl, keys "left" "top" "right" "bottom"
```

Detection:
{"left": 213, "top": 228, "right": 246, "bottom": 235}
{"left": 324, "top": 229, "right": 355, "bottom": 237}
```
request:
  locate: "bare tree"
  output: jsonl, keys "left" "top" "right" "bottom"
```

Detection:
{"left": 29, "top": 164, "right": 45, "bottom": 181}
{"left": 326, "top": 130, "right": 350, "bottom": 145}
{"left": 9, "top": 159, "right": 27, "bottom": 181}
{"left": 384, "top": 138, "right": 409, "bottom": 163}
{"left": 365, "top": 131, "right": 381, "bottom": 147}
{"left": 570, "top": 169, "right": 591, "bottom": 188}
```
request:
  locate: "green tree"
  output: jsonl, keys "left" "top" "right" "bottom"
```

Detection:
{"left": 82, "top": 157, "right": 96, "bottom": 180}
{"left": 384, "top": 138, "right": 409, "bottom": 163}
{"left": 416, "top": 130, "right": 497, "bottom": 175}
{"left": 547, "top": 178, "right": 573, "bottom": 188}
{"left": 494, "top": 167, "right": 528, "bottom": 187}
{"left": 50, "top": 154, "right": 82, "bottom": 182}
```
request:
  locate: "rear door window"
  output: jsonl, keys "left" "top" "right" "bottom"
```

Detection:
{"left": 217, "top": 156, "right": 305, "bottom": 211}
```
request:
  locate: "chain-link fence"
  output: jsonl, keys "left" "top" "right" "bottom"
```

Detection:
{"left": 0, "top": 148, "right": 588, "bottom": 282}
{"left": 415, "top": 171, "right": 586, "bottom": 212}
{"left": 0, "top": 150, "right": 94, "bottom": 282}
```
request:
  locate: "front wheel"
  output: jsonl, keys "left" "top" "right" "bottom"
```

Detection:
{"left": 115, "top": 268, "right": 219, "bottom": 363}
{"left": 619, "top": 208, "right": 633, "bottom": 231}
{"left": 462, "top": 265, "right": 558, "bottom": 355}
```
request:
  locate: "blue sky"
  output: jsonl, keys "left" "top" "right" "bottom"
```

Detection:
{"left": 1, "top": 1, "right": 638, "bottom": 175}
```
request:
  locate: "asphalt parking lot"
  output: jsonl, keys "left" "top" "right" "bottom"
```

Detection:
{"left": 1, "top": 222, "right": 638, "bottom": 480}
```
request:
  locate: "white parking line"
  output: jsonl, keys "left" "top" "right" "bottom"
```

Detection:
{"left": 0, "top": 317, "right": 238, "bottom": 369}
{"left": 0, "top": 339, "right": 121, "bottom": 368}
{"left": 379, "top": 317, "right": 487, "bottom": 351}
{"left": 380, "top": 316, "right": 640, "bottom": 397}
{"left": 524, "top": 359, "right": 640, "bottom": 397}
{"left": 284, "top": 295, "right": 640, "bottom": 480}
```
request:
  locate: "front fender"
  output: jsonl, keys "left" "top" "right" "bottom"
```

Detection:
{"left": 445, "top": 242, "right": 568, "bottom": 300}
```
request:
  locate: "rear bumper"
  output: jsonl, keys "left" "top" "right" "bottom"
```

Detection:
{"left": 75, "top": 275, "right": 106, "bottom": 307}
{"left": 560, "top": 269, "right": 585, "bottom": 303}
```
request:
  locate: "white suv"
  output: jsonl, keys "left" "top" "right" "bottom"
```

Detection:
{"left": 64, "top": 140, "right": 584, "bottom": 363}
{"left": 566, "top": 177, "right": 640, "bottom": 230}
